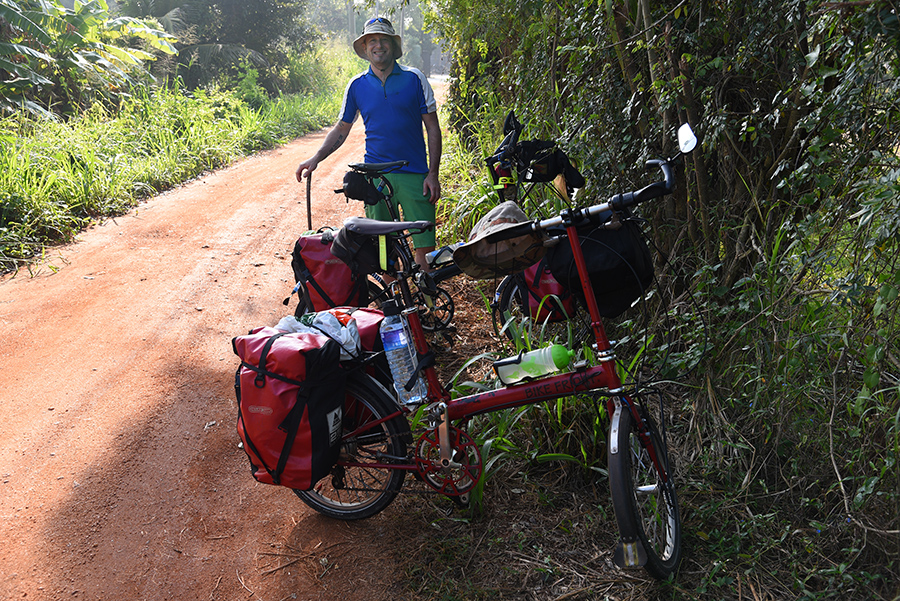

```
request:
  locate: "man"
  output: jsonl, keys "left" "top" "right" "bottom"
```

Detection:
{"left": 295, "top": 17, "right": 442, "bottom": 270}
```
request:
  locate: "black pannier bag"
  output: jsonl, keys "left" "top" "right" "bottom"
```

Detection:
{"left": 546, "top": 217, "right": 654, "bottom": 318}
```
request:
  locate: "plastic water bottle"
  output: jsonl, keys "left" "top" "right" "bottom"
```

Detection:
{"left": 493, "top": 345, "right": 575, "bottom": 386}
{"left": 379, "top": 300, "right": 428, "bottom": 405}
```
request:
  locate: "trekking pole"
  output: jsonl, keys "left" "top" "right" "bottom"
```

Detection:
{"left": 306, "top": 173, "right": 313, "bottom": 231}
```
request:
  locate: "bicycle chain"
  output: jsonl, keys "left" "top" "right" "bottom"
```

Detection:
{"left": 334, "top": 427, "right": 482, "bottom": 497}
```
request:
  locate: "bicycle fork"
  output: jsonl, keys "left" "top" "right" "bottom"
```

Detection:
{"left": 609, "top": 395, "right": 670, "bottom": 569}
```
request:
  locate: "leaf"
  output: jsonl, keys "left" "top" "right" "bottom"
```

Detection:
{"left": 534, "top": 452, "right": 579, "bottom": 464}
{"left": 863, "top": 367, "right": 880, "bottom": 390}
{"left": 805, "top": 44, "right": 820, "bottom": 68}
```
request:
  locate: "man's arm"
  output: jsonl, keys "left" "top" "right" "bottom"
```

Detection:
{"left": 295, "top": 120, "right": 354, "bottom": 181}
{"left": 422, "top": 111, "right": 442, "bottom": 203}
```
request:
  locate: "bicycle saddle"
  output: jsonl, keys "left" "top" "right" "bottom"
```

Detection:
{"left": 349, "top": 161, "right": 409, "bottom": 174}
{"left": 343, "top": 216, "right": 433, "bottom": 235}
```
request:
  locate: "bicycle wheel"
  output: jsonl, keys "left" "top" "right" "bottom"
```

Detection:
{"left": 491, "top": 276, "right": 589, "bottom": 344}
{"left": 366, "top": 276, "right": 391, "bottom": 309}
{"left": 294, "top": 373, "right": 410, "bottom": 520}
{"left": 608, "top": 400, "right": 682, "bottom": 579}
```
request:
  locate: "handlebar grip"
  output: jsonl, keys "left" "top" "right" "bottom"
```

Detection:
{"left": 484, "top": 221, "right": 536, "bottom": 243}
{"left": 608, "top": 159, "right": 675, "bottom": 211}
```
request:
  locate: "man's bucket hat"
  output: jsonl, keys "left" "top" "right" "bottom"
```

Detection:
{"left": 353, "top": 17, "right": 403, "bottom": 61}
{"left": 453, "top": 201, "right": 547, "bottom": 280}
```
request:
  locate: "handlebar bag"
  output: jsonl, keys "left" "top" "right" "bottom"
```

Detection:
{"left": 291, "top": 229, "right": 367, "bottom": 311}
{"left": 232, "top": 327, "right": 344, "bottom": 491}
{"left": 517, "top": 140, "right": 586, "bottom": 189}
{"left": 522, "top": 257, "right": 577, "bottom": 323}
{"left": 546, "top": 219, "right": 653, "bottom": 318}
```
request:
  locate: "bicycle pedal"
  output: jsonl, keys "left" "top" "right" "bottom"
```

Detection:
{"left": 448, "top": 493, "right": 469, "bottom": 511}
{"left": 436, "top": 331, "right": 455, "bottom": 350}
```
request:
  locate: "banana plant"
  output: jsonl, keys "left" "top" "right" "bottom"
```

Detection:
{"left": 1, "top": 0, "right": 176, "bottom": 117}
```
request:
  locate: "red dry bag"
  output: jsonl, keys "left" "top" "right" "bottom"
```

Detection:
{"left": 291, "top": 229, "right": 367, "bottom": 311}
{"left": 523, "top": 258, "right": 577, "bottom": 323}
{"left": 232, "top": 327, "right": 344, "bottom": 490}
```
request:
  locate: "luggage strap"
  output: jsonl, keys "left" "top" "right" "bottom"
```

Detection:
{"left": 246, "top": 332, "right": 304, "bottom": 388}
{"left": 300, "top": 265, "right": 367, "bottom": 309}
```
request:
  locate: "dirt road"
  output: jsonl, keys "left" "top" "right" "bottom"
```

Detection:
{"left": 0, "top": 110, "right": 412, "bottom": 600}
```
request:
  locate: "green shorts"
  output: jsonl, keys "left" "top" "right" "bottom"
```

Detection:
{"left": 364, "top": 172, "right": 436, "bottom": 248}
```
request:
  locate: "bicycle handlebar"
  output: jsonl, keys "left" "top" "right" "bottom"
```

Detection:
{"left": 488, "top": 128, "right": 520, "bottom": 166}
{"left": 484, "top": 157, "right": 676, "bottom": 244}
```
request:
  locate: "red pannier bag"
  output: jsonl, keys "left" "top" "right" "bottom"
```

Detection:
{"left": 523, "top": 258, "right": 577, "bottom": 323}
{"left": 334, "top": 307, "right": 384, "bottom": 351}
{"left": 291, "top": 228, "right": 367, "bottom": 311}
{"left": 232, "top": 326, "right": 345, "bottom": 490}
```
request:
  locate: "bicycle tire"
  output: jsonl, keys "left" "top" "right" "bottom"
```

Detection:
{"left": 366, "top": 276, "right": 390, "bottom": 309}
{"left": 491, "top": 275, "right": 590, "bottom": 344}
{"left": 294, "top": 373, "right": 410, "bottom": 520}
{"left": 608, "top": 400, "right": 682, "bottom": 579}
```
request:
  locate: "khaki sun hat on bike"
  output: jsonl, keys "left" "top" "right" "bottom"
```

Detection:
{"left": 453, "top": 201, "right": 547, "bottom": 280}
{"left": 353, "top": 17, "right": 403, "bottom": 60}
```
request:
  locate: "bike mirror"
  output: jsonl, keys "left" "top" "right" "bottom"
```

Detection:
{"left": 678, "top": 123, "right": 697, "bottom": 154}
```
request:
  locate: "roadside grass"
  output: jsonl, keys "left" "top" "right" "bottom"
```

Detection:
{"left": 0, "top": 43, "right": 361, "bottom": 273}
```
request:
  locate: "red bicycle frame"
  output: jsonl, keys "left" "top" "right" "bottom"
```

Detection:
{"left": 379, "top": 220, "right": 670, "bottom": 483}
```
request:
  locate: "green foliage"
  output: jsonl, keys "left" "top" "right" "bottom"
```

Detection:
{"left": 1, "top": 0, "right": 176, "bottom": 117}
{"left": 430, "top": 0, "right": 900, "bottom": 595}
{"left": 0, "top": 43, "right": 351, "bottom": 270}
{"left": 119, "top": 0, "right": 322, "bottom": 94}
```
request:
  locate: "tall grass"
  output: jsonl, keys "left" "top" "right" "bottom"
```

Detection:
{"left": 436, "top": 96, "right": 900, "bottom": 598}
{"left": 0, "top": 41, "right": 360, "bottom": 272}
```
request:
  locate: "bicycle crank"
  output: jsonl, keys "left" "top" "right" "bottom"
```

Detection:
{"left": 414, "top": 426, "right": 483, "bottom": 496}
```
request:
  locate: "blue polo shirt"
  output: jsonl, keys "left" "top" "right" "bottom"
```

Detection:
{"left": 339, "top": 63, "right": 436, "bottom": 175}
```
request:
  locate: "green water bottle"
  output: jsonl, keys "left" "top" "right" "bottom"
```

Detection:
{"left": 493, "top": 345, "right": 575, "bottom": 386}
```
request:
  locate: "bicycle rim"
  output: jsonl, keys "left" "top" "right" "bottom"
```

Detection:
{"left": 492, "top": 277, "right": 590, "bottom": 345}
{"left": 294, "top": 374, "right": 409, "bottom": 520}
{"left": 609, "top": 401, "right": 682, "bottom": 579}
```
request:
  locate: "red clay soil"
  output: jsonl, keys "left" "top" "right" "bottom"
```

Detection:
{"left": 0, "top": 108, "right": 421, "bottom": 600}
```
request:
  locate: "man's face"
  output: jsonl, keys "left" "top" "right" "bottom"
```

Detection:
{"left": 364, "top": 34, "right": 394, "bottom": 69}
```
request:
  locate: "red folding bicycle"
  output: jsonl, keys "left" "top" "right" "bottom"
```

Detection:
{"left": 292, "top": 124, "right": 698, "bottom": 580}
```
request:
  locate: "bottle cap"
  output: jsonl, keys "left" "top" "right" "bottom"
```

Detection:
{"left": 550, "top": 345, "right": 574, "bottom": 369}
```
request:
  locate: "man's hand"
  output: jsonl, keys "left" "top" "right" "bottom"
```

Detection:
{"left": 295, "top": 157, "right": 318, "bottom": 181}
{"left": 423, "top": 171, "right": 441, "bottom": 204}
